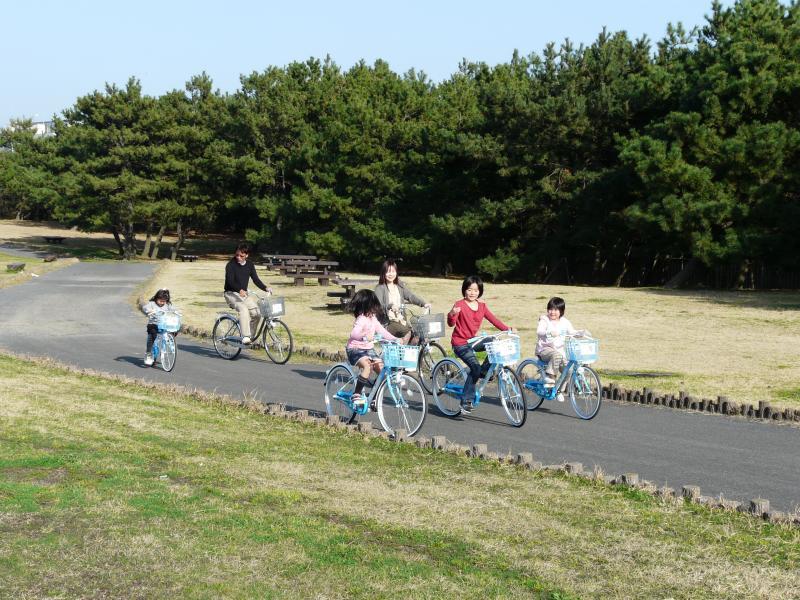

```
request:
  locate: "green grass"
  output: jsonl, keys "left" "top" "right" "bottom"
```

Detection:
{"left": 1, "top": 354, "right": 799, "bottom": 598}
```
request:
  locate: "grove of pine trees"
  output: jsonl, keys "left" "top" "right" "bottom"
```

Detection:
{"left": 1, "top": 0, "right": 798, "bottom": 287}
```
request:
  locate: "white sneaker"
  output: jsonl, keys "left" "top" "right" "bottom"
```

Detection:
{"left": 144, "top": 354, "right": 154, "bottom": 366}
{"left": 241, "top": 336, "right": 252, "bottom": 345}
{"left": 556, "top": 392, "right": 565, "bottom": 402}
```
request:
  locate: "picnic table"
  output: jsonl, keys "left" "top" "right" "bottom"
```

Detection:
{"left": 43, "top": 236, "right": 66, "bottom": 244}
{"left": 179, "top": 254, "right": 198, "bottom": 262}
{"left": 277, "top": 259, "right": 340, "bottom": 286}
{"left": 329, "top": 277, "right": 378, "bottom": 305}
{"left": 260, "top": 254, "right": 317, "bottom": 270}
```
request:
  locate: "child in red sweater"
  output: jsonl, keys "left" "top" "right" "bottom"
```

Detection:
{"left": 447, "top": 275, "right": 513, "bottom": 412}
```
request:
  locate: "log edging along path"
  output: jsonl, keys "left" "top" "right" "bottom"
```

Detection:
{"left": 6, "top": 351, "right": 798, "bottom": 528}
{"left": 179, "top": 321, "right": 800, "bottom": 426}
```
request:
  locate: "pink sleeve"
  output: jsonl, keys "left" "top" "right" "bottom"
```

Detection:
{"left": 350, "top": 315, "right": 371, "bottom": 341}
{"left": 482, "top": 304, "right": 509, "bottom": 331}
{"left": 375, "top": 318, "right": 400, "bottom": 342}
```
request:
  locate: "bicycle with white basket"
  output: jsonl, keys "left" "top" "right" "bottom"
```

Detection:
{"left": 516, "top": 334, "right": 602, "bottom": 419}
{"left": 430, "top": 331, "right": 527, "bottom": 427}
{"left": 323, "top": 340, "right": 428, "bottom": 437}
{"left": 151, "top": 310, "right": 181, "bottom": 372}
{"left": 211, "top": 292, "right": 294, "bottom": 364}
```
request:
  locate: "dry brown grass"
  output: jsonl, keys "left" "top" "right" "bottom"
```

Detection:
{"left": 149, "top": 260, "right": 800, "bottom": 409}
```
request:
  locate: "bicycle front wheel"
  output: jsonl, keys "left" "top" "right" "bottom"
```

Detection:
{"left": 417, "top": 341, "right": 447, "bottom": 394}
{"left": 569, "top": 366, "right": 602, "bottom": 420}
{"left": 159, "top": 333, "right": 177, "bottom": 372}
{"left": 377, "top": 372, "right": 427, "bottom": 437}
{"left": 323, "top": 364, "right": 357, "bottom": 424}
{"left": 431, "top": 358, "right": 465, "bottom": 417}
{"left": 499, "top": 366, "right": 526, "bottom": 427}
{"left": 516, "top": 359, "right": 546, "bottom": 411}
{"left": 263, "top": 319, "right": 293, "bottom": 364}
{"left": 212, "top": 316, "right": 242, "bottom": 360}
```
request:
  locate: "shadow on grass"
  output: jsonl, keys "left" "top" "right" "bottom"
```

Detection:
{"left": 638, "top": 287, "right": 800, "bottom": 311}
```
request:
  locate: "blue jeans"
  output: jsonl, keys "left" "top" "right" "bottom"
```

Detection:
{"left": 453, "top": 342, "right": 490, "bottom": 404}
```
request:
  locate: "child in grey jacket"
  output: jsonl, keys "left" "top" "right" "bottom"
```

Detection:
{"left": 141, "top": 288, "right": 179, "bottom": 366}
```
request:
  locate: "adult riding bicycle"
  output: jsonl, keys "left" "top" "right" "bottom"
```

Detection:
{"left": 150, "top": 310, "right": 181, "bottom": 372}
{"left": 431, "top": 331, "right": 527, "bottom": 427}
{"left": 516, "top": 334, "right": 602, "bottom": 419}
{"left": 402, "top": 305, "right": 448, "bottom": 393}
{"left": 323, "top": 340, "right": 427, "bottom": 437}
{"left": 212, "top": 292, "right": 293, "bottom": 364}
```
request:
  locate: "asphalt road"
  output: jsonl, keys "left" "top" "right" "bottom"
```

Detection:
{"left": 1, "top": 261, "right": 798, "bottom": 512}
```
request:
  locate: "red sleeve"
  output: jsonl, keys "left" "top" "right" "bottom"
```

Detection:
{"left": 482, "top": 303, "right": 508, "bottom": 331}
{"left": 446, "top": 299, "right": 462, "bottom": 327}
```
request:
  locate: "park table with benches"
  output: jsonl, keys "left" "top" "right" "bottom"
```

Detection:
{"left": 279, "top": 259, "right": 340, "bottom": 286}
{"left": 42, "top": 236, "right": 66, "bottom": 244}
{"left": 329, "top": 277, "right": 378, "bottom": 306}
{"left": 260, "top": 254, "right": 318, "bottom": 270}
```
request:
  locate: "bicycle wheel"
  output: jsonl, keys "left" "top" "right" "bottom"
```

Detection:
{"left": 516, "top": 359, "right": 546, "bottom": 411}
{"left": 263, "top": 319, "right": 293, "bottom": 364}
{"left": 431, "top": 358, "right": 466, "bottom": 417}
{"left": 212, "top": 315, "right": 242, "bottom": 360}
{"left": 417, "top": 341, "right": 447, "bottom": 394}
{"left": 499, "top": 366, "right": 526, "bottom": 427}
{"left": 377, "top": 371, "right": 427, "bottom": 437}
{"left": 569, "top": 366, "right": 602, "bottom": 420}
{"left": 159, "top": 333, "right": 177, "bottom": 372}
{"left": 323, "top": 364, "right": 357, "bottom": 424}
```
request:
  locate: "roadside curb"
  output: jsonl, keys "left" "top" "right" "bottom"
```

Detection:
{"left": 603, "top": 383, "right": 800, "bottom": 425}
{"left": 4, "top": 349, "right": 797, "bottom": 530}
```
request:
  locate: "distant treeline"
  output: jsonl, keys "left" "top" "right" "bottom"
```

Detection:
{"left": 1, "top": 0, "right": 798, "bottom": 286}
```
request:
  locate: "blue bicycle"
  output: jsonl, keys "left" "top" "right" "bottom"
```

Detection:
{"left": 323, "top": 341, "right": 428, "bottom": 437}
{"left": 430, "top": 332, "right": 527, "bottom": 427}
{"left": 151, "top": 311, "right": 181, "bottom": 372}
{"left": 516, "top": 335, "right": 602, "bottom": 419}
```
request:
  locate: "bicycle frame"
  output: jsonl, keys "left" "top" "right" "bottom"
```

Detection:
{"left": 523, "top": 358, "right": 598, "bottom": 401}
{"left": 332, "top": 364, "right": 407, "bottom": 415}
{"left": 440, "top": 361, "right": 502, "bottom": 406}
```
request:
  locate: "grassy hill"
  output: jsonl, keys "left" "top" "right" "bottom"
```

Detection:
{"left": 1, "top": 353, "right": 798, "bottom": 598}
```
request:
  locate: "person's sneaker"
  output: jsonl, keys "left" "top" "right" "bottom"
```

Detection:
{"left": 241, "top": 336, "right": 252, "bottom": 345}
{"left": 144, "top": 354, "right": 154, "bottom": 366}
{"left": 460, "top": 401, "right": 473, "bottom": 414}
{"left": 351, "top": 393, "right": 367, "bottom": 407}
{"left": 556, "top": 392, "right": 565, "bottom": 402}
{"left": 369, "top": 400, "right": 377, "bottom": 412}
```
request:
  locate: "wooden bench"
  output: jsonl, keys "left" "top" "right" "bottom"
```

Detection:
{"left": 331, "top": 277, "right": 378, "bottom": 305}
{"left": 179, "top": 254, "right": 198, "bottom": 262}
{"left": 43, "top": 236, "right": 66, "bottom": 244}
{"left": 293, "top": 271, "right": 337, "bottom": 287}
{"left": 6, "top": 263, "right": 25, "bottom": 272}
{"left": 261, "top": 254, "right": 317, "bottom": 270}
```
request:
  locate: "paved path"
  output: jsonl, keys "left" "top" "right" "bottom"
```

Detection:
{"left": 1, "top": 262, "right": 798, "bottom": 512}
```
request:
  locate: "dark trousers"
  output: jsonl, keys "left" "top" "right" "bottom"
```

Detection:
{"left": 147, "top": 324, "right": 178, "bottom": 354}
{"left": 453, "top": 342, "right": 490, "bottom": 404}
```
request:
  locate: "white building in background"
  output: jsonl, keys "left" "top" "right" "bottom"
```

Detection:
{"left": 31, "top": 120, "right": 55, "bottom": 137}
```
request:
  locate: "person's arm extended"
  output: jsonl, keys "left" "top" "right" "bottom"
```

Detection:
{"left": 249, "top": 262, "right": 268, "bottom": 292}
{"left": 401, "top": 284, "right": 427, "bottom": 307}
{"left": 375, "top": 319, "right": 400, "bottom": 343}
{"left": 482, "top": 304, "right": 509, "bottom": 331}
{"left": 536, "top": 315, "right": 549, "bottom": 337}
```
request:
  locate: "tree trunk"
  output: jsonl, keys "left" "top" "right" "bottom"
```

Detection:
{"left": 111, "top": 226, "right": 125, "bottom": 257}
{"left": 140, "top": 220, "right": 154, "bottom": 258}
{"left": 614, "top": 242, "right": 634, "bottom": 287}
{"left": 121, "top": 221, "right": 137, "bottom": 260}
{"left": 150, "top": 224, "right": 167, "bottom": 259}
{"left": 169, "top": 220, "right": 185, "bottom": 261}
{"left": 735, "top": 259, "right": 753, "bottom": 290}
{"left": 664, "top": 256, "right": 700, "bottom": 289}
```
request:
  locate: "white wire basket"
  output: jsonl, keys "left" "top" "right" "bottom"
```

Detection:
{"left": 566, "top": 337, "right": 599, "bottom": 364}
{"left": 485, "top": 336, "right": 520, "bottom": 365}
{"left": 259, "top": 296, "right": 285, "bottom": 318}
{"left": 382, "top": 344, "right": 420, "bottom": 370}
{"left": 157, "top": 312, "right": 182, "bottom": 333}
{"left": 411, "top": 313, "right": 446, "bottom": 339}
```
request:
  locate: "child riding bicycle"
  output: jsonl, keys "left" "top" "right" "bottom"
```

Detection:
{"left": 141, "top": 288, "right": 180, "bottom": 366}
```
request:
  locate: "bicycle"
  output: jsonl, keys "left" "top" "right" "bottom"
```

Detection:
{"left": 516, "top": 334, "right": 602, "bottom": 420}
{"left": 323, "top": 340, "right": 428, "bottom": 437}
{"left": 212, "top": 292, "right": 293, "bottom": 364}
{"left": 402, "top": 305, "right": 448, "bottom": 394}
{"left": 150, "top": 310, "right": 181, "bottom": 372}
{"left": 430, "top": 331, "right": 527, "bottom": 427}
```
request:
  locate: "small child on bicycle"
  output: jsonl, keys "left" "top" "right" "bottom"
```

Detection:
{"left": 536, "top": 296, "right": 579, "bottom": 400}
{"left": 447, "top": 275, "right": 513, "bottom": 413}
{"left": 346, "top": 289, "right": 400, "bottom": 406}
{"left": 141, "top": 288, "right": 179, "bottom": 366}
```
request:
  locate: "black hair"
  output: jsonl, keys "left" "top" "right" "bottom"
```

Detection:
{"left": 378, "top": 259, "right": 402, "bottom": 286}
{"left": 235, "top": 242, "right": 250, "bottom": 255}
{"left": 150, "top": 288, "right": 171, "bottom": 304}
{"left": 349, "top": 289, "right": 383, "bottom": 319}
{"left": 461, "top": 275, "right": 484, "bottom": 298}
{"left": 547, "top": 296, "right": 566, "bottom": 316}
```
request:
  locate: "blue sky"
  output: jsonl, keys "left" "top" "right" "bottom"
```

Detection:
{"left": 2, "top": 0, "right": 728, "bottom": 126}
